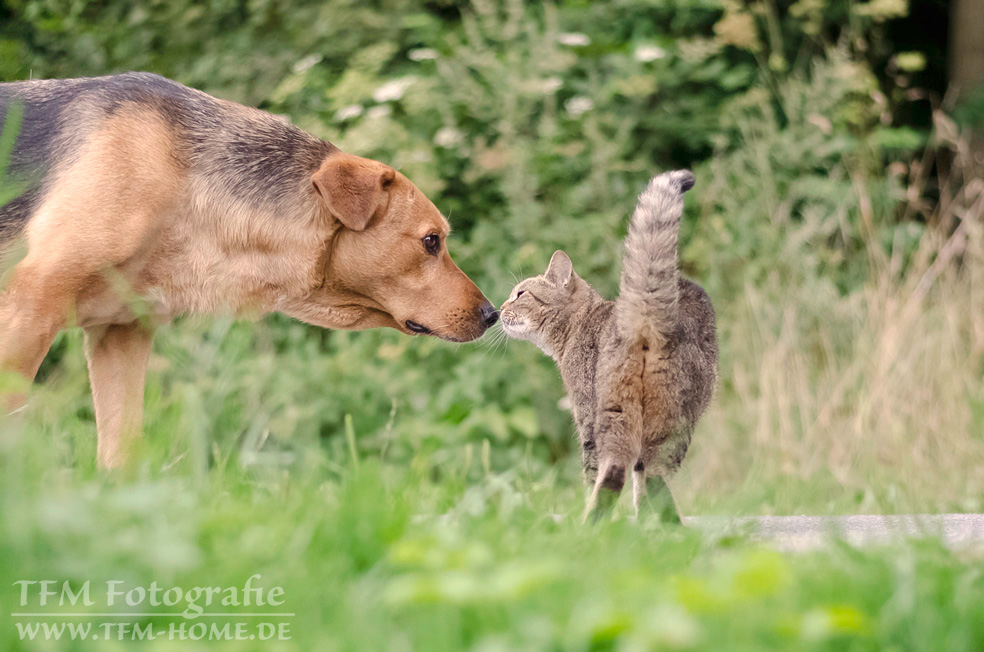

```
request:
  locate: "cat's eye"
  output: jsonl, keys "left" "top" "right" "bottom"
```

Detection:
{"left": 515, "top": 290, "right": 526, "bottom": 299}
{"left": 422, "top": 233, "right": 440, "bottom": 255}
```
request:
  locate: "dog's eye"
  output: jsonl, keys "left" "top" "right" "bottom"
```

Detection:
{"left": 422, "top": 233, "right": 440, "bottom": 255}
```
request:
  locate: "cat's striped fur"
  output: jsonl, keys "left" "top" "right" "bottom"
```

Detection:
{"left": 500, "top": 170, "right": 717, "bottom": 522}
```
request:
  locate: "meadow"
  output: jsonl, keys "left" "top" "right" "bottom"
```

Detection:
{"left": 1, "top": 0, "right": 983, "bottom": 649}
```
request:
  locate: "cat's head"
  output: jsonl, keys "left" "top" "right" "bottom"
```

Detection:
{"left": 500, "top": 250, "right": 583, "bottom": 355}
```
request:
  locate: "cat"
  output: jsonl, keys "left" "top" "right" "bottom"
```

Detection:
{"left": 500, "top": 170, "right": 718, "bottom": 523}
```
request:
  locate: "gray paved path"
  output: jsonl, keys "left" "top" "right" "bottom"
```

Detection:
{"left": 684, "top": 514, "right": 984, "bottom": 551}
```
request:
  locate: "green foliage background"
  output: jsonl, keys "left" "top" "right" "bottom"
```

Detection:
{"left": 1, "top": 2, "right": 983, "bottom": 649}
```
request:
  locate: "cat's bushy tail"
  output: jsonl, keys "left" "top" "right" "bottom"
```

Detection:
{"left": 615, "top": 170, "right": 695, "bottom": 343}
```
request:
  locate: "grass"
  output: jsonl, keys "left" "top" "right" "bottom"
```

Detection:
{"left": 1, "top": 433, "right": 983, "bottom": 651}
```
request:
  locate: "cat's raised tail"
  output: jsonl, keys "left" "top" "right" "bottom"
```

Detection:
{"left": 615, "top": 170, "right": 695, "bottom": 344}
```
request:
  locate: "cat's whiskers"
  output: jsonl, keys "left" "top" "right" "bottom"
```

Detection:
{"left": 493, "top": 324, "right": 511, "bottom": 354}
{"left": 478, "top": 322, "right": 509, "bottom": 360}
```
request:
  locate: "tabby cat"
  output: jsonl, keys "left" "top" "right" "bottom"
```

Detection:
{"left": 500, "top": 170, "right": 718, "bottom": 522}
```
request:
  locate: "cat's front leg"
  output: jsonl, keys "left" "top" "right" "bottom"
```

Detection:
{"left": 583, "top": 460, "right": 626, "bottom": 523}
{"left": 580, "top": 433, "right": 618, "bottom": 523}
{"left": 580, "top": 433, "right": 599, "bottom": 486}
{"left": 582, "top": 407, "right": 630, "bottom": 523}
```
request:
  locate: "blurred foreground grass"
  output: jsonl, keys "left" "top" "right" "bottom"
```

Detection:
{"left": 1, "top": 437, "right": 982, "bottom": 651}
{"left": 1, "top": 0, "right": 982, "bottom": 514}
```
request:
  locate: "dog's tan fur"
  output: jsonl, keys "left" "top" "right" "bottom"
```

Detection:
{"left": 0, "top": 73, "right": 494, "bottom": 467}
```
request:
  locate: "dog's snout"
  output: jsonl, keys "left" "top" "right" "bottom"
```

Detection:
{"left": 480, "top": 302, "right": 499, "bottom": 327}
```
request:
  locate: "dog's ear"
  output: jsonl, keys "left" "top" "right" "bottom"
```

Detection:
{"left": 545, "top": 250, "right": 574, "bottom": 288}
{"left": 311, "top": 155, "right": 396, "bottom": 231}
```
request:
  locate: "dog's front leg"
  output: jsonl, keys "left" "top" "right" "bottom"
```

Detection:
{"left": 0, "top": 276, "right": 67, "bottom": 413}
{"left": 84, "top": 323, "right": 154, "bottom": 469}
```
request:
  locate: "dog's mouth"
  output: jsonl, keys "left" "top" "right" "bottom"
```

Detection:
{"left": 405, "top": 320, "right": 431, "bottom": 334}
{"left": 404, "top": 319, "right": 482, "bottom": 343}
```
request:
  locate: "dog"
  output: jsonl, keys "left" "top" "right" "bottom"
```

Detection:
{"left": 0, "top": 72, "right": 498, "bottom": 468}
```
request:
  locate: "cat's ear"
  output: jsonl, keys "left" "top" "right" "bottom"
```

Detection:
{"left": 545, "top": 250, "right": 574, "bottom": 288}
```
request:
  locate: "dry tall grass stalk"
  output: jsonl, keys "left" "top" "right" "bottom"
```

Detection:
{"left": 680, "top": 114, "right": 984, "bottom": 513}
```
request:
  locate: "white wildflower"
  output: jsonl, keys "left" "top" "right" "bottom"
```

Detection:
{"left": 557, "top": 32, "right": 590, "bottom": 47}
{"left": 540, "top": 77, "right": 563, "bottom": 93}
{"left": 334, "top": 105, "right": 363, "bottom": 121}
{"left": 292, "top": 54, "right": 323, "bottom": 74}
{"left": 634, "top": 45, "right": 667, "bottom": 62}
{"left": 372, "top": 77, "right": 416, "bottom": 103}
{"left": 408, "top": 48, "right": 439, "bottom": 61}
{"left": 434, "top": 127, "right": 464, "bottom": 148}
{"left": 565, "top": 96, "right": 594, "bottom": 117}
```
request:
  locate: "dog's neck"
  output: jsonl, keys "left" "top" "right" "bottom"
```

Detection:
{"left": 276, "top": 287, "right": 398, "bottom": 331}
{"left": 273, "top": 215, "right": 399, "bottom": 330}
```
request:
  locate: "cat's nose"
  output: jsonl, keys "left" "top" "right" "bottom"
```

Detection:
{"left": 480, "top": 302, "right": 499, "bottom": 327}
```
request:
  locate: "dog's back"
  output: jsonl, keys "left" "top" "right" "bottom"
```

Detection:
{"left": 0, "top": 77, "right": 74, "bottom": 243}
{"left": 1, "top": 74, "right": 191, "bottom": 244}
{"left": 0, "top": 73, "right": 332, "bottom": 247}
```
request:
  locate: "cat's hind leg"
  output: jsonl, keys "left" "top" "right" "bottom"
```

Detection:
{"left": 636, "top": 474, "right": 682, "bottom": 525}
{"left": 636, "top": 430, "right": 691, "bottom": 525}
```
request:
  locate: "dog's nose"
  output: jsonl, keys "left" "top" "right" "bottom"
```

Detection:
{"left": 480, "top": 302, "right": 499, "bottom": 327}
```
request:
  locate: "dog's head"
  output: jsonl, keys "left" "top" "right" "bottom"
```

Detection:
{"left": 302, "top": 152, "right": 496, "bottom": 342}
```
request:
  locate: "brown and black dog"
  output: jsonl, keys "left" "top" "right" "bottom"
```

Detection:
{"left": 0, "top": 72, "right": 497, "bottom": 468}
